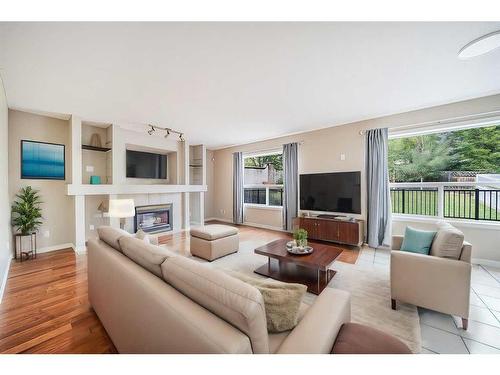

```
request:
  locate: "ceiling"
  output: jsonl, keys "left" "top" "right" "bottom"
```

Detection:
{"left": 0, "top": 22, "right": 499, "bottom": 148}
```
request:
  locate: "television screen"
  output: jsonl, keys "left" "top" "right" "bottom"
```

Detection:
{"left": 300, "top": 171, "right": 361, "bottom": 214}
{"left": 126, "top": 150, "right": 167, "bottom": 179}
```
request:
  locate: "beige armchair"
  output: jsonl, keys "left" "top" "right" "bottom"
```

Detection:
{"left": 390, "top": 227, "right": 472, "bottom": 330}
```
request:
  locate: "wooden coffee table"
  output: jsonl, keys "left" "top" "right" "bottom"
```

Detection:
{"left": 254, "top": 238, "right": 343, "bottom": 295}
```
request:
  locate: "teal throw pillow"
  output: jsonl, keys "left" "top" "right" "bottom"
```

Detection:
{"left": 400, "top": 226, "right": 436, "bottom": 255}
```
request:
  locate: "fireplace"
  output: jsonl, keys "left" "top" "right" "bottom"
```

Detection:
{"left": 134, "top": 204, "right": 172, "bottom": 233}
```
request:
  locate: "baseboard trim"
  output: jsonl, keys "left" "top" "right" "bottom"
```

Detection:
{"left": 471, "top": 258, "right": 500, "bottom": 268}
{"left": 74, "top": 245, "right": 87, "bottom": 255}
{"left": 0, "top": 256, "right": 12, "bottom": 304}
{"left": 37, "top": 243, "right": 75, "bottom": 255}
{"left": 242, "top": 221, "right": 287, "bottom": 232}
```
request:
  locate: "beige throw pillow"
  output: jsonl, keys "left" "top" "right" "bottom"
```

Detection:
{"left": 430, "top": 222, "right": 464, "bottom": 260}
{"left": 226, "top": 270, "right": 307, "bottom": 333}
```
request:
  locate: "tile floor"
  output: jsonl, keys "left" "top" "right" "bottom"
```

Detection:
{"left": 418, "top": 264, "right": 500, "bottom": 354}
{"left": 360, "top": 247, "right": 500, "bottom": 354}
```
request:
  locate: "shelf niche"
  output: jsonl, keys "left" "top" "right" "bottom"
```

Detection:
{"left": 81, "top": 122, "right": 113, "bottom": 185}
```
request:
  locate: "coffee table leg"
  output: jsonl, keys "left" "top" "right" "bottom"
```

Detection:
{"left": 317, "top": 269, "right": 320, "bottom": 293}
{"left": 268, "top": 257, "right": 271, "bottom": 272}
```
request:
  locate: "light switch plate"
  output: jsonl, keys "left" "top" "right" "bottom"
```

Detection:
{"left": 89, "top": 224, "right": 95, "bottom": 231}
{"left": 86, "top": 165, "right": 94, "bottom": 173}
{"left": 340, "top": 153, "right": 346, "bottom": 161}
{"left": 43, "top": 230, "right": 50, "bottom": 238}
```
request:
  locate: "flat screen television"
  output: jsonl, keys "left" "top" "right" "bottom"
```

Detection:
{"left": 126, "top": 150, "right": 167, "bottom": 179}
{"left": 300, "top": 171, "right": 361, "bottom": 214}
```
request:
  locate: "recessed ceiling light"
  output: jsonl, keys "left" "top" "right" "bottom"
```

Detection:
{"left": 458, "top": 30, "right": 500, "bottom": 59}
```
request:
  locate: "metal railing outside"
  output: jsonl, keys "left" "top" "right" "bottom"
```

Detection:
{"left": 390, "top": 182, "right": 500, "bottom": 222}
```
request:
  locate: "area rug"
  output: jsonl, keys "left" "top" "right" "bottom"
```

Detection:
{"left": 161, "top": 236, "right": 421, "bottom": 353}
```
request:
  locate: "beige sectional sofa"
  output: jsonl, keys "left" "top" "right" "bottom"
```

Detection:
{"left": 88, "top": 226, "right": 351, "bottom": 353}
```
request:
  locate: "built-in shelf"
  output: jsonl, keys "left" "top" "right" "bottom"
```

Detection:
{"left": 67, "top": 184, "right": 208, "bottom": 196}
{"left": 82, "top": 144, "right": 112, "bottom": 152}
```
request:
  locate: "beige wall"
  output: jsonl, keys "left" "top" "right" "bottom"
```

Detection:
{"left": 212, "top": 93, "right": 500, "bottom": 261}
{"left": 244, "top": 207, "right": 282, "bottom": 229}
{"left": 0, "top": 77, "right": 10, "bottom": 298}
{"left": 8, "top": 110, "right": 75, "bottom": 250}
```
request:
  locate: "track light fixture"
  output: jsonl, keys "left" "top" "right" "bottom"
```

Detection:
{"left": 147, "top": 124, "right": 185, "bottom": 141}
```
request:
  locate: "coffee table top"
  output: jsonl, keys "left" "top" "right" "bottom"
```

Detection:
{"left": 254, "top": 238, "right": 343, "bottom": 271}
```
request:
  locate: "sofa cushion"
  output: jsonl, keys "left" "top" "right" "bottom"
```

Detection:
{"left": 119, "top": 236, "right": 175, "bottom": 277}
{"left": 161, "top": 256, "right": 269, "bottom": 354}
{"left": 400, "top": 226, "right": 436, "bottom": 255}
{"left": 332, "top": 323, "right": 412, "bottom": 354}
{"left": 97, "top": 226, "right": 131, "bottom": 252}
{"left": 190, "top": 224, "right": 239, "bottom": 241}
{"left": 430, "top": 222, "right": 464, "bottom": 260}
{"left": 227, "top": 271, "right": 307, "bottom": 333}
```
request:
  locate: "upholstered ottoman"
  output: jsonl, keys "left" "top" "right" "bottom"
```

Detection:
{"left": 190, "top": 224, "right": 239, "bottom": 261}
{"left": 331, "top": 323, "right": 412, "bottom": 354}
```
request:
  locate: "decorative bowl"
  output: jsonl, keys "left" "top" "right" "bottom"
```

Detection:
{"left": 287, "top": 245, "right": 314, "bottom": 255}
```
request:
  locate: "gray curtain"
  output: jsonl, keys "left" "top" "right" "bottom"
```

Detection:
{"left": 366, "top": 128, "right": 392, "bottom": 247}
{"left": 282, "top": 143, "right": 298, "bottom": 231}
{"left": 233, "top": 152, "right": 244, "bottom": 224}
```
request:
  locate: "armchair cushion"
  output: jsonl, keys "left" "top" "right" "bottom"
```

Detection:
{"left": 430, "top": 222, "right": 464, "bottom": 260}
{"left": 400, "top": 226, "right": 436, "bottom": 255}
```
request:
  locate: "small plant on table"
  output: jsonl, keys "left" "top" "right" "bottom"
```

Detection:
{"left": 293, "top": 228, "right": 308, "bottom": 248}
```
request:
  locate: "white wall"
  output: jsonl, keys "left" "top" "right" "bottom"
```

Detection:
{"left": 0, "top": 76, "right": 11, "bottom": 301}
{"left": 205, "top": 149, "right": 215, "bottom": 219}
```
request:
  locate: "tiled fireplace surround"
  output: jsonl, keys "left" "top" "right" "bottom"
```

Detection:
{"left": 135, "top": 203, "right": 173, "bottom": 233}
{"left": 115, "top": 193, "right": 183, "bottom": 235}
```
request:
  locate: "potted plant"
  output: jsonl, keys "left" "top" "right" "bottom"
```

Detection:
{"left": 293, "top": 228, "right": 308, "bottom": 248}
{"left": 11, "top": 186, "right": 43, "bottom": 235}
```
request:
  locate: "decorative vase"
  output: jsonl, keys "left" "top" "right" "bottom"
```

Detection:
{"left": 90, "top": 175, "right": 101, "bottom": 184}
{"left": 90, "top": 133, "right": 102, "bottom": 148}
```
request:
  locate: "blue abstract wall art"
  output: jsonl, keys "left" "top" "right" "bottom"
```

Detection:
{"left": 21, "top": 140, "right": 65, "bottom": 180}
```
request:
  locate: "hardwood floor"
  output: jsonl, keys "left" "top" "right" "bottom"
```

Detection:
{"left": 0, "top": 222, "right": 359, "bottom": 354}
{"left": 0, "top": 249, "right": 117, "bottom": 354}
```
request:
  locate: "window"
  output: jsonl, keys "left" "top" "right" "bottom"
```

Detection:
{"left": 388, "top": 125, "right": 500, "bottom": 221}
{"left": 243, "top": 152, "right": 283, "bottom": 207}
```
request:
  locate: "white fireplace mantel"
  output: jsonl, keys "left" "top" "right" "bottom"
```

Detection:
{"left": 67, "top": 184, "right": 207, "bottom": 196}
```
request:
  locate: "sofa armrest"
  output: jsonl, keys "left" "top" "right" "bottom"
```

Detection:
{"left": 277, "top": 288, "right": 350, "bottom": 354}
{"left": 391, "top": 250, "right": 471, "bottom": 318}
{"left": 392, "top": 235, "right": 404, "bottom": 250}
